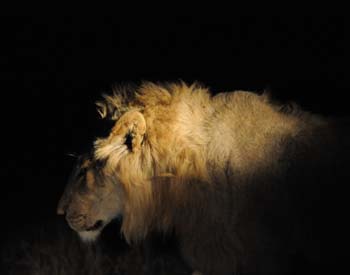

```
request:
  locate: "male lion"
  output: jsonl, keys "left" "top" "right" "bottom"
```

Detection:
{"left": 58, "top": 82, "right": 348, "bottom": 274}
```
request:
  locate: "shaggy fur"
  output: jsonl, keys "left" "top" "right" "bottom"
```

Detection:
{"left": 59, "top": 82, "right": 348, "bottom": 274}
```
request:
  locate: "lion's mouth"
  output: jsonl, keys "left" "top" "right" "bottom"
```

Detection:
{"left": 86, "top": 220, "right": 104, "bottom": 231}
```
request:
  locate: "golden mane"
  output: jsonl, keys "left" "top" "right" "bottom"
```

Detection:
{"left": 95, "top": 82, "right": 214, "bottom": 241}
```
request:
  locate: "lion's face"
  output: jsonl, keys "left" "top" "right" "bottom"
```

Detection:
{"left": 57, "top": 154, "right": 125, "bottom": 242}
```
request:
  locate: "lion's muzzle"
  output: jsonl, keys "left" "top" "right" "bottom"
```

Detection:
{"left": 66, "top": 213, "right": 87, "bottom": 232}
{"left": 66, "top": 211, "right": 104, "bottom": 233}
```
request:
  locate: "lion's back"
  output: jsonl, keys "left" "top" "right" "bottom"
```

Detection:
{"left": 196, "top": 92, "right": 349, "bottom": 273}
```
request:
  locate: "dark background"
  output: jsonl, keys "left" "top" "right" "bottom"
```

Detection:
{"left": 0, "top": 17, "right": 347, "bottom": 237}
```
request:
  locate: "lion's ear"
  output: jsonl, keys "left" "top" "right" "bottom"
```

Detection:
{"left": 94, "top": 110, "right": 146, "bottom": 160}
{"left": 112, "top": 110, "right": 146, "bottom": 153}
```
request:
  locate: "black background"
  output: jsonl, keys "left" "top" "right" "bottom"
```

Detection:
{"left": 0, "top": 17, "right": 347, "bottom": 237}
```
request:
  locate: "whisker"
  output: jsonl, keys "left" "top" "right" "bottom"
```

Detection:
{"left": 65, "top": 152, "right": 78, "bottom": 158}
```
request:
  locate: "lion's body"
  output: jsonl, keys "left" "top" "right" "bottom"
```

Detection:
{"left": 59, "top": 83, "right": 348, "bottom": 274}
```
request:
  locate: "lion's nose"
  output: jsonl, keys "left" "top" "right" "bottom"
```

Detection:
{"left": 57, "top": 206, "right": 66, "bottom": 215}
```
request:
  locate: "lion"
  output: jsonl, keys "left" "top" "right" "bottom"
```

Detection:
{"left": 58, "top": 82, "right": 348, "bottom": 274}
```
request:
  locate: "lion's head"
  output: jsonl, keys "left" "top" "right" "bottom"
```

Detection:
{"left": 57, "top": 108, "right": 152, "bottom": 243}
{"left": 57, "top": 154, "right": 125, "bottom": 242}
{"left": 58, "top": 83, "right": 209, "bottom": 243}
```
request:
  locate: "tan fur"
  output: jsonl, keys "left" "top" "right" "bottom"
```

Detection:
{"left": 59, "top": 82, "right": 348, "bottom": 274}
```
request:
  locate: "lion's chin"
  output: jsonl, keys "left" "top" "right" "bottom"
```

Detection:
{"left": 78, "top": 230, "right": 101, "bottom": 243}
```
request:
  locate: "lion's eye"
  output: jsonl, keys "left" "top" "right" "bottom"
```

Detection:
{"left": 77, "top": 167, "right": 87, "bottom": 178}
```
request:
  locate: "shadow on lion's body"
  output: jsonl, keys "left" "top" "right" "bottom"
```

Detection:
{"left": 59, "top": 83, "right": 348, "bottom": 274}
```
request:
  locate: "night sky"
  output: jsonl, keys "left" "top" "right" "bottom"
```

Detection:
{"left": 1, "top": 17, "right": 347, "bottom": 239}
